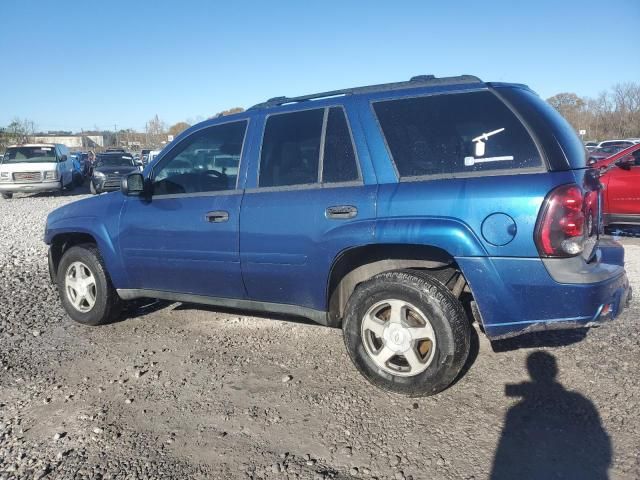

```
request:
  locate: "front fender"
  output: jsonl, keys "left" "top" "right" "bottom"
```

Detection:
{"left": 46, "top": 216, "right": 128, "bottom": 288}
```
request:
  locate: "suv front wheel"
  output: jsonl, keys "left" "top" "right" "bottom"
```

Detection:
{"left": 343, "top": 270, "right": 471, "bottom": 396}
{"left": 57, "top": 245, "right": 123, "bottom": 325}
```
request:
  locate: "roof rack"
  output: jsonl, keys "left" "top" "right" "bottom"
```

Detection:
{"left": 249, "top": 74, "right": 482, "bottom": 110}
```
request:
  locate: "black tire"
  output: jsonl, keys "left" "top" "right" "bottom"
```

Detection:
{"left": 56, "top": 244, "right": 123, "bottom": 326}
{"left": 343, "top": 269, "right": 471, "bottom": 396}
{"left": 89, "top": 181, "right": 97, "bottom": 195}
{"left": 1, "top": 193, "right": 12, "bottom": 200}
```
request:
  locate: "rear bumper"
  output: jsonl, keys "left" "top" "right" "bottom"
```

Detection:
{"left": 457, "top": 241, "right": 632, "bottom": 340}
{"left": 0, "top": 181, "right": 61, "bottom": 193}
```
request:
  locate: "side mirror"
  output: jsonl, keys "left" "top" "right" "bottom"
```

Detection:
{"left": 60, "top": 154, "right": 68, "bottom": 162}
{"left": 121, "top": 173, "right": 146, "bottom": 196}
{"left": 588, "top": 157, "right": 597, "bottom": 166}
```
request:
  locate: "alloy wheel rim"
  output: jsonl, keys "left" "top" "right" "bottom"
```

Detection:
{"left": 361, "top": 299, "right": 437, "bottom": 377}
{"left": 65, "top": 261, "right": 97, "bottom": 313}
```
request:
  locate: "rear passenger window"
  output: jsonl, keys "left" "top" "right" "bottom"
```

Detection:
{"left": 322, "top": 107, "right": 359, "bottom": 183}
{"left": 259, "top": 109, "right": 324, "bottom": 187}
{"left": 373, "top": 91, "right": 541, "bottom": 178}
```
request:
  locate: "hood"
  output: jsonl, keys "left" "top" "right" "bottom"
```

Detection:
{"left": 0, "top": 161, "right": 58, "bottom": 173}
{"left": 45, "top": 191, "right": 124, "bottom": 241}
{"left": 93, "top": 165, "right": 139, "bottom": 176}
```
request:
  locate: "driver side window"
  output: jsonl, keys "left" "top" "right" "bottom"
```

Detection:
{"left": 153, "top": 120, "right": 247, "bottom": 196}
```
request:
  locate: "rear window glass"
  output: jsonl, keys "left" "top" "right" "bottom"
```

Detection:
{"left": 373, "top": 90, "right": 541, "bottom": 178}
{"left": 3, "top": 146, "right": 57, "bottom": 164}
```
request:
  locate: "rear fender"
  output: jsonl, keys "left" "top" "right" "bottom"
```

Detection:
{"left": 376, "top": 217, "right": 487, "bottom": 257}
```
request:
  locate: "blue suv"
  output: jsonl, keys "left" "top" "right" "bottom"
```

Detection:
{"left": 45, "top": 75, "right": 632, "bottom": 396}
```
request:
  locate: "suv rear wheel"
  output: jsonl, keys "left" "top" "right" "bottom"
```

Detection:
{"left": 57, "top": 245, "right": 123, "bottom": 325}
{"left": 343, "top": 270, "right": 470, "bottom": 396}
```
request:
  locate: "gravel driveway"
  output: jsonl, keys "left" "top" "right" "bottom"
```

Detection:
{"left": 1, "top": 188, "right": 638, "bottom": 480}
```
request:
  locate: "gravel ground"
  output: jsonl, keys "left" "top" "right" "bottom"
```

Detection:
{"left": 0, "top": 187, "right": 639, "bottom": 480}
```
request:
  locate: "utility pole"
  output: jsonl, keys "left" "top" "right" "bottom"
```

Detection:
{"left": 114, "top": 124, "right": 118, "bottom": 147}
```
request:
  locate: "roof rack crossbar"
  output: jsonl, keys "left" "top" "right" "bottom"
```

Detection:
{"left": 249, "top": 74, "right": 482, "bottom": 110}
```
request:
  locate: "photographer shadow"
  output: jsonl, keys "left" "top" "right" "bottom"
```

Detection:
{"left": 491, "top": 351, "right": 611, "bottom": 480}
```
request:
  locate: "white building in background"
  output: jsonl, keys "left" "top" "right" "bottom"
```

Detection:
{"left": 30, "top": 135, "right": 104, "bottom": 149}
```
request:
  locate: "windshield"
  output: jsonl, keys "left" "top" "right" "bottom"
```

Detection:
{"left": 2, "top": 146, "right": 57, "bottom": 164}
{"left": 96, "top": 155, "right": 134, "bottom": 167}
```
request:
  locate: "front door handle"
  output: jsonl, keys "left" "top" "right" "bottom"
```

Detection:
{"left": 205, "top": 210, "right": 229, "bottom": 223}
{"left": 326, "top": 205, "right": 358, "bottom": 219}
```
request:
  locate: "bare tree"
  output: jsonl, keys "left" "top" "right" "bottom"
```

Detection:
{"left": 1, "top": 117, "right": 36, "bottom": 150}
{"left": 547, "top": 82, "right": 640, "bottom": 140}
{"left": 145, "top": 114, "right": 168, "bottom": 147}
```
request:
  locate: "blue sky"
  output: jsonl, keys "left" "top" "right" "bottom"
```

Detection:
{"left": 1, "top": 0, "right": 638, "bottom": 132}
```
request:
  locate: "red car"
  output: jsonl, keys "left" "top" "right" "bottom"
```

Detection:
{"left": 592, "top": 143, "right": 640, "bottom": 226}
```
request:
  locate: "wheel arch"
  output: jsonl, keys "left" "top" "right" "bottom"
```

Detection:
{"left": 326, "top": 244, "right": 474, "bottom": 327}
{"left": 49, "top": 232, "right": 99, "bottom": 281}
{"left": 47, "top": 222, "right": 125, "bottom": 287}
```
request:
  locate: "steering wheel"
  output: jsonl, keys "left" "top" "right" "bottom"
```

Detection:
{"left": 204, "top": 169, "right": 227, "bottom": 178}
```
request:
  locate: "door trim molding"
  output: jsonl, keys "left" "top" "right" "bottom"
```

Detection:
{"left": 116, "top": 288, "right": 329, "bottom": 326}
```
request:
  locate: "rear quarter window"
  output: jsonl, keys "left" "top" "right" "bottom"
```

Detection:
{"left": 495, "top": 86, "right": 587, "bottom": 170}
{"left": 373, "top": 90, "right": 542, "bottom": 178}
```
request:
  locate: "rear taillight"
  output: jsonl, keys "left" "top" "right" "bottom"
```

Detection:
{"left": 535, "top": 184, "right": 586, "bottom": 257}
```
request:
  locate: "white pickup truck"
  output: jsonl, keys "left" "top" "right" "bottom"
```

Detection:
{"left": 0, "top": 143, "right": 75, "bottom": 199}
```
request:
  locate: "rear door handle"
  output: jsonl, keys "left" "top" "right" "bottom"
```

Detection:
{"left": 326, "top": 205, "right": 358, "bottom": 219}
{"left": 205, "top": 210, "right": 229, "bottom": 223}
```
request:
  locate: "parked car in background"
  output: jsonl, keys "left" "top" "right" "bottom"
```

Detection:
{"left": 593, "top": 143, "right": 640, "bottom": 226}
{"left": 0, "top": 144, "right": 75, "bottom": 199}
{"left": 90, "top": 152, "right": 141, "bottom": 194}
{"left": 598, "top": 139, "right": 637, "bottom": 149}
{"left": 140, "top": 149, "right": 151, "bottom": 165}
{"left": 74, "top": 152, "right": 91, "bottom": 176}
{"left": 44, "top": 75, "right": 631, "bottom": 396}
{"left": 147, "top": 149, "right": 162, "bottom": 164}
{"left": 588, "top": 145, "right": 627, "bottom": 164}
{"left": 69, "top": 153, "right": 85, "bottom": 186}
